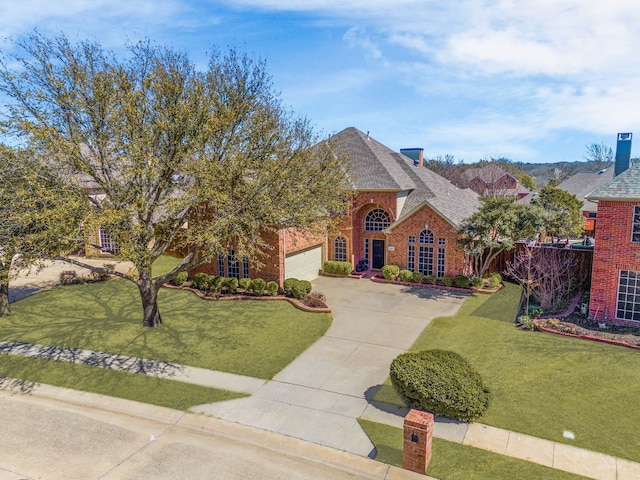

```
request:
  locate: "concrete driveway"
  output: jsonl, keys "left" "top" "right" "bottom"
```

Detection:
{"left": 194, "top": 276, "right": 467, "bottom": 456}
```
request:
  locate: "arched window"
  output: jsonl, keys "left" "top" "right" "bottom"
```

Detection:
{"left": 364, "top": 209, "right": 391, "bottom": 232}
{"left": 419, "top": 230, "right": 434, "bottom": 244}
{"left": 333, "top": 236, "right": 347, "bottom": 262}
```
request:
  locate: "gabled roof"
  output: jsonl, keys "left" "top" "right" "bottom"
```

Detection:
{"left": 466, "top": 163, "right": 515, "bottom": 184}
{"left": 557, "top": 168, "right": 614, "bottom": 212}
{"left": 327, "top": 127, "right": 479, "bottom": 227}
{"left": 327, "top": 127, "right": 415, "bottom": 191}
{"left": 586, "top": 162, "right": 640, "bottom": 201}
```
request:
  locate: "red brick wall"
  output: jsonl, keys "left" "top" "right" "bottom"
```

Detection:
{"left": 351, "top": 191, "right": 398, "bottom": 269}
{"left": 590, "top": 201, "right": 640, "bottom": 324}
{"left": 386, "top": 204, "right": 467, "bottom": 276}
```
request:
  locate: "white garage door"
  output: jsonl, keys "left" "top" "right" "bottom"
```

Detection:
{"left": 285, "top": 245, "right": 323, "bottom": 281}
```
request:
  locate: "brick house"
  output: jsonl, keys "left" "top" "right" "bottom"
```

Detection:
{"left": 466, "top": 163, "right": 529, "bottom": 198}
{"left": 325, "top": 127, "right": 479, "bottom": 277}
{"left": 193, "top": 127, "right": 479, "bottom": 285}
{"left": 586, "top": 133, "right": 640, "bottom": 324}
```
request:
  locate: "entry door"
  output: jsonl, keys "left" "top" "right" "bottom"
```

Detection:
{"left": 372, "top": 240, "right": 385, "bottom": 269}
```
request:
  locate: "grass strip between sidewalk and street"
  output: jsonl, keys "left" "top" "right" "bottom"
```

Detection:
{"left": 373, "top": 282, "right": 640, "bottom": 463}
{"left": 0, "top": 354, "right": 246, "bottom": 410}
{"left": 358, "top": 419, "right": 589, "bottom": 480}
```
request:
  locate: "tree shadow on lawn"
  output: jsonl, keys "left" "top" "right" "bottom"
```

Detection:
{"left": 0, "top": 341, "right": 183, "bottom": 378}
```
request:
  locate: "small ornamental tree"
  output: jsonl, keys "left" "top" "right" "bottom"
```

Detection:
{"left": 458, "top": 196, "right": 543, "bottom": 278}
{"left": 532, "top": 186, "right": 585, "bottom": 243}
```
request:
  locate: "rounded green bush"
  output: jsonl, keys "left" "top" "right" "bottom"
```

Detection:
{"left": 455, "top": 274, "right": 470, "bottom": 288}
{"left": 265, "top": 281, "right": 279, "bottom": 296}
{"left": 471, "top": 276, "right": 484, "bottom": 288}
{"left": 399, "top": 269, "right": 413, "bottom": 282}
{"left": 424, "top": 274, "right": 436, "bottom": 285}
{"left": 283, "top": 278, "right": 298, "bottom": 295}
{"left": 250, "top": 278, "right": 266, "bottom": 296}
{"left": 381, "top": 265, "right": 400, "bottom": 280}
{"left": 225, "top": 277, "right": 239, "bottom": 293}
{"left": 390, "top": 350, "right": 490, "bottom": 421}
{"left": 238, "top": 277, "right": 251, "bottom": 290}
{"left": 441, "top": 275, "right": 453, "bottom": 287}
{"left": 172, "top": 271, "right": 188, "bottom": 286}
{"left": 192, "top": 272, "right": 210, "bottom": 290}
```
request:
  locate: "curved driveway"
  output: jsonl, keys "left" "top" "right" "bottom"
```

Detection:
{"left": 194, "top": 276, "right": 467, "bottom": 456}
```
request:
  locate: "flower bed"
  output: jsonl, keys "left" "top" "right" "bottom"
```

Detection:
{"left": 162, "top": 284, "right": 331, "bottom": 313}
{"left": 534, "top": 316, "right": 640, "bottom": 350}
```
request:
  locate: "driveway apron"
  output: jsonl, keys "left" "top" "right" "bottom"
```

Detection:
{"left": 193, "top": 276, "right": 467, "bottom": 456}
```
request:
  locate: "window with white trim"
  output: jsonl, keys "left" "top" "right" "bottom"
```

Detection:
{"left": 217, "top": 253, "right": 225, "bottom": 277}
{"left": 242, "top": 257, "right": 249, "bottom": 279}
{"left": 364, "top": 209, "right": 391, "bottom": 232}
{"left": 99, "top": 227, "right": 119, "bottom": 254}
{"left": 437, "top": 238, "right": 446, "bottom": 278}
{"left": 407, "top": 245, "right": 415, "bottom": 271}
{"left": 632, "top": 206, "right": 640, "bottom": 243}
{"left": 419, "top": 229, "right": 434, "bottom": 245}
{"left": 227, "top": 250, "right": 239, "bottom": 278}
{"left": 418, "top": 246, "right": 433, "bottom": 275}
{"left": 617, "top": 270, "right": 640, "bottom": 322}
{"left": 333, "top": 236, "right": 347, "bottom": 261}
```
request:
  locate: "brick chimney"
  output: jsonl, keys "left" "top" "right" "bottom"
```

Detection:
{"left": 400, "top": 148, "right": 424, "bottom": 167}
{"left": 614, "top": 132, "right": 632, "bottom": 176}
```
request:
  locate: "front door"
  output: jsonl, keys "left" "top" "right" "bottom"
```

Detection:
{"left": 372, "top": 240, "right": 385, "bottom": 269}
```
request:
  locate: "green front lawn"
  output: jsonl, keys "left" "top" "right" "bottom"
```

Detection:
{"left": 375, "top": 282, "right": 640, "bottom": 463}
{"left": 2, "top": 278, "right": 331, "bottom": 379}
{"left": 358, "top": 419, "right": 588, "bottom": 480}
{"left": 0, "top": 354, "right": 245, "bottom": 410}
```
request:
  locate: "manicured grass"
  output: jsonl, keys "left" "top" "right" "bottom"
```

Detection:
{"left": 2, "top": 279, "right": 331, "bottom": 379}
{"left": 0, "top": 354, "right": 245, "bottom": 410}
{"left": 358, "top": 419, "right": 588, "bottom": 480}
{"left": 374, "top": 282, "right": 640, "bottom": 463}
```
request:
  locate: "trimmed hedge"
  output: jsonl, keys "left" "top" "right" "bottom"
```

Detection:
{"left": 471, "top": 276, "right": 484, "bottom": 288}
{"left": 381, "top": 265, "right": 400, "bottom": 281}
{"left": 238, "top": 277, "right": 251, "bottom": 290}
{"left": 411, "top": 271, "right": 424, "bottom": 283}
{"left": 441, "top": 275, "right": 453, "bottom": 287}
{"left": 424, "top": 274, "right": 436, "bottom": 285}
{"left": 224, "top": 277, "right": 238, "bottom": 293}
{"left": 390, "top": 350, "right": 490, "bottom": 421}
{"left": 323, "top": 260, "right": 353, "bottom": 275}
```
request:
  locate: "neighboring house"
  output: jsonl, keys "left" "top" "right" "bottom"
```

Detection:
{"left": 554, "top": 168, "right": 614, "bottom": 236}
{"left": 194, "top": 127, "right": 480, "bottom": 285}
{"left": 466, "top": 163, "right": 529, "bottom": 198}
{"left": 585, "top": 133, "right": 639, "bottom": 324}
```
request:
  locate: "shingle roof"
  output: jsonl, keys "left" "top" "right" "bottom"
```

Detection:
{"left": 466, "top": 163, "right": 515, "bottom": 183}
{"left": 585, "top": 162, "right": 640, "bottom": 201}
{"left": 327, "top": 127, "right": 416, "bottom": 190}
{"left": 327, "top": 127, "right": 479, "bottom": 227}
{"left": 557, "top": 168, "right": 614, "bottom": 212}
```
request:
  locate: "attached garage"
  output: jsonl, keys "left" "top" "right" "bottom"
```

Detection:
{"left": 284, "top": 244, "right": 323, "bottom": 281}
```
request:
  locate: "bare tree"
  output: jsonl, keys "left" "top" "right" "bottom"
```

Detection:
{"left": 505, "top": 246, "right": 589, "bottom": 312}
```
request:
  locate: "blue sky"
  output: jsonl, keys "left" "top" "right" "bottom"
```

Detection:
{"left": 2, "top": 0, "right": 639, "bottom": 163}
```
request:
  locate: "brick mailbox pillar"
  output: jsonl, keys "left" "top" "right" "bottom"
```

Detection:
{"left": 402, "top": 409, "right": 434, "bottom": 474}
